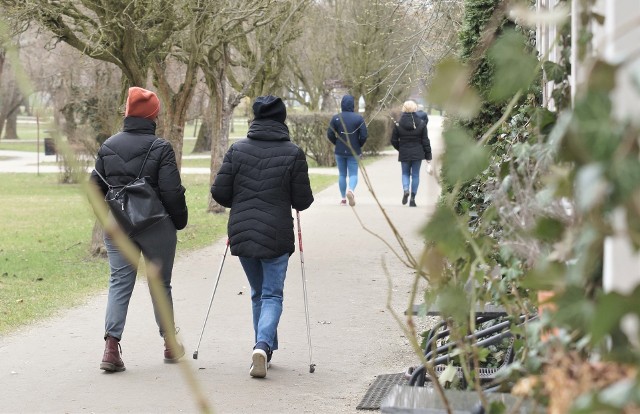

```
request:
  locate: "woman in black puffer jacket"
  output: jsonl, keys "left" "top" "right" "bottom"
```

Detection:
{"left": 91, "top": 87, "right": 188, "bottom": 373}
{"left": 211, "top": 95, "right": 313, "bottom": 378}
{"left": 390, "top": 100, "right": 432, "bottom": 207}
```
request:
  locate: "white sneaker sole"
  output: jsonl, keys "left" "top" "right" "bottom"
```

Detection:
{"left": 346, "top": 190, "right": 355, "bottom": 206}
{"left": 250, "top": 349, "right": 268, "bottom": 378}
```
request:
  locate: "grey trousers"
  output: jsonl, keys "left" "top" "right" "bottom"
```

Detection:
{"left": 103, "top": 217, "right": 177, "bottom": 340}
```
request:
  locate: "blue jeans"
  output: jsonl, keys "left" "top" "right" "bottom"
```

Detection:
{"left": 239, "top": 253, "right": 289, "bottom": 351}
{"left": 335, "top": 154, "right": 359, "bottom": 198}
{"left": 103, "top": 217, "right": 177, "bottom": 340}
{"left": 401, "top": 160, "right": 422, "bottom": 195}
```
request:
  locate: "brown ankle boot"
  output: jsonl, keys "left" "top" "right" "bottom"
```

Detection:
{"left": 100, "top": 336, "right": 125, "bottom": 372}
{"left": 163, "top": 334, "right": 185, "bottom": 363}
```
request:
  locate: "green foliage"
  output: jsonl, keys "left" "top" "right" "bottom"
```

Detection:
{"left": 365, "top": 115, "right": 394, "bottom": 155}
{"left": 442, "top": 126, "right": 490, "bottom": 186}
{"left": 287, "top": 113, "right": 335, "bottom": 167}
{"left": 488, "top": 30, "right": 539, "bottom": 102}
{"left": 420, "top": 1, "right": 640, "bottom": 409}
{"left": 459, "top": 0, "right": 501, "bottom": 61}
{"left": 287, "top": 112, "right": 392, "bottom": 167}
{"left": 427, "top": 58, "right": 481, "bottom": 119}
{"left": 423, "top": 204, "right": 469, "bottom": 260}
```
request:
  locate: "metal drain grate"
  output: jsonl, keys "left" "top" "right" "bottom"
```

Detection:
{"left": 356, "top": 373, "right": 407, "bottom": 410}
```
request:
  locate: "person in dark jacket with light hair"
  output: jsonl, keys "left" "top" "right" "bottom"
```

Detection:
{"left": 390, "top": 100, "right": 432, "bottom": 207}
{"left": 327, "top": 94, "right": 368, "bottom": 206}
{"left": 211, "top": 95, "right": 314, "bottom": 379}
{"left": 91, "top": 86, "right": 188, "bottom": 372}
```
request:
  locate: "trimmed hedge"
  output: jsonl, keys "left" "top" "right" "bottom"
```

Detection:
{"left": 288, "top": 112, "right": 393, "bottom": 167}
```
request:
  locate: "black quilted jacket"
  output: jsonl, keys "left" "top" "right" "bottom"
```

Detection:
{"left": 390, "top": 112, "right": 432, "bottom": 162}
{"left": 91, "top": 117, "right": 188, "bottom": 230}
{"left": 211, "top": 119, "right": 314, "bottom": 258}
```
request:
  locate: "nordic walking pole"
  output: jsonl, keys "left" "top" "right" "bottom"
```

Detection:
{"left": 193, "top": 239, "right": 230, "bottom": 360}
{"left": 296, "top": 210, "right": 316, "bottom": 373}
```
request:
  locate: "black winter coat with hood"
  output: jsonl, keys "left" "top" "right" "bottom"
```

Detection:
{"left": 211, "top": 119, "right": 314, "bottom": 259}
{"left": 91, "top": 117, "right": 188, "bottom": 230}
{"left": 390, "top": 112, "right": 432, "bottom": 162}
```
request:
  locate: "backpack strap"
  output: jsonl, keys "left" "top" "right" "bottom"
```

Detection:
{"left": 93, "top": 138, "right": 160, "bottom": 187}
{"left": 92, "top": 168, "right": 112, "bottom": 189}
{"left": 135, "top": 138, "right": 160, "bottom": 179}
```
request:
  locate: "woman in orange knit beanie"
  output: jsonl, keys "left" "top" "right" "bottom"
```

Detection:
{"left": 91, "top": 86, "right": 188, "bottom": 372}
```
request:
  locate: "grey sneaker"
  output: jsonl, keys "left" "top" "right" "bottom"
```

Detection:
{"left": 250, "top": 342, "right": 269, "bottom": 378}
{"left": 250, "top": 348, "right": 268, "bottom": 378}
{"left": 346, "top": 190, "right": 355, "bottom": 206}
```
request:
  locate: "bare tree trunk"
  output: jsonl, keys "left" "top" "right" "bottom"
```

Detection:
{"left": 0, "top": 49, "right": 4, "bottom": 138}
{"left": 0, "top": 115, "right": 6, "bottom": 140}
{"left": 158, "top": 108, "right": 186, "bottom": 168}
{"left": 4, "top": 109, "right": 18, "bottom": 139}
{"left": 152, "top": 58, "right": 199, "bottom": 170}
{"left": 192, "top": 102, "right": 213, "bottom": 153}
{"left": 207, "top": 76, "right": 232, "bottom": 214}
{"left": 90, "top": 220, "right": 107, "bottom": 257}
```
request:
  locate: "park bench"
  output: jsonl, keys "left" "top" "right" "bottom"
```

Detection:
{"left": 377, "top": 305, "right": 539, "bottom": 413}
{"left": 404, "top": 303, "right": 535, "bottom": 389}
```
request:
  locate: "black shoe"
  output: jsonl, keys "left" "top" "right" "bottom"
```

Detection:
{"left": 409, "top": 198, "right": 417, "bottom": 207}
{"left": 402, "top": 191, "right": 409, "bottom": 205}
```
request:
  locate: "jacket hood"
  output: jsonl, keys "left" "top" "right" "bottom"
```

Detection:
{"left": 247, "top": 119, "right": 290, "bottom": 141}
{"left": 398, "top": 112, "right": 419, "bottom": 130}
{"left": 341, "top": 95, "right": 355, "bottom": 112}
{"left": 252, "top": 95, "right": 287, "bottom": 124}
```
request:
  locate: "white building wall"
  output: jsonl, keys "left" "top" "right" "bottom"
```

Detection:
{"left": 541, "top": 0, "right": 640, "bottom": 294}
{"left": 594, "top": 0, "right": 640, "bottom": 295}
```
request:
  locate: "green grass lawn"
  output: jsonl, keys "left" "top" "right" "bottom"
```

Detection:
{"left": 0, "top": 118, "right": 250, "bottom": 154}
{"left": 0, "top": 172, "right": 333, "bottom": 335}
{"left": 0, "top": 140, "right": 40, "bottom": 152}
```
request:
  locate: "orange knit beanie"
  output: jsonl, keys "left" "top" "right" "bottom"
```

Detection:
{"left": 124, "top": 87, "right": 160, "bottom": 120}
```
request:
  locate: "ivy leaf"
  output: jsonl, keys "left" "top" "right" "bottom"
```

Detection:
{"left": 587, "top": 60, "right": 618, "bottom": 93}
{"left": 532, "top": 216, "right": 565, "bottom": 242}
{"left": 442, "top": 126, "right": 490, "bottom": 186}
{"left": 427, "top": 58, "right": 481, "bottom": 119}
{"left": 477, "top": 347, "right": 490, "bottom": 363}
{"left": 534, "top": 107, "right": 557, "bottom": 134}
{"left": 488, "top": 401, "right": 507, "bottom": 414}
{"left": 438, "top": 364, "right": 459, "bottom": 388}
{"left": 422, "top": 204, "right": 468, "bottom": 260}
{"left": 436, "top": 284, "right": 471, "bottom": 325}
{"left": 590, "top": 12, "right": 606, "bottom": 25}
{"left": 488, "top": 29, "right": 539, "bottom": 102}
{"left": 590, "top": 287, "right": 640, "bottom": 345}
{"left": 543, "top": 60, "right": 566, "bottom": 83}
{"left": 521, "top": 261, "right": 565, "bottom": 290}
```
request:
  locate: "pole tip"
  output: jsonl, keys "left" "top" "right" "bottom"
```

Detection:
{"left": 193, "top": 351, "right": 198, "bottom": 360}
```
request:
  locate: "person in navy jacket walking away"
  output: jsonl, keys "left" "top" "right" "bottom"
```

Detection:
{"left": 211, "top": 95, "right": 314, "bottom": 378}
{"left": 327, "top": 94, "right": 368, "bottom": 206}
